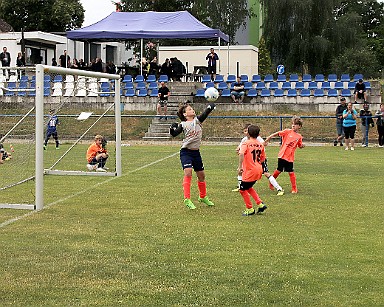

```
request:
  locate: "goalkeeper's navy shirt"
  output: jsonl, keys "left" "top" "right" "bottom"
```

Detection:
{"left": 47, "top": 115, "right": 59, "bottom": 132}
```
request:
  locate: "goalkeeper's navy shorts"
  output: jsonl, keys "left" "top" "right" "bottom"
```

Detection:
{"left": 180, "top": 148, "right": 204, "bottom": 172}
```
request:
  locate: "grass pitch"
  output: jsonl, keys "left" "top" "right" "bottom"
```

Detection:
{"left": 0, "top": 144, "right": 383, "bottom": 306}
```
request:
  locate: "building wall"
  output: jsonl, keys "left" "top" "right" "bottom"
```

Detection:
{"left": 158, "top": 45, "right": 259, "bottom": 77}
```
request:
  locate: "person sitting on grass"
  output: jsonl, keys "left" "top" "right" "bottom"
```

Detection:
{"left": 0, "top": 142, "right": 12, "bottom": 164}
{"left": 86, "top": 135, "right": 109, "bottom": 172}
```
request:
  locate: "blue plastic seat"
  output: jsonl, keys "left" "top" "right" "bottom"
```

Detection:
{"left": 300, "top": 89, "right": 311, "bottom": 97}
{"left": 53, "top": 75, "right": 63, "bottom": 82}
{"left": 327, "top": 74, "right": 338, "bottom": 82}
{"left": 268, "top": 82, "right": 279, "bottom": 90}
{"left": 137, "top": 89, "right": 148, "bottom": 97}
{"left": 287, "top": 89, "right": 297, "bottom": 97}
{"left": 251, "top": 75, "right": 261, "bottom": 83}
{"left": 100, "top": 82, "right": 110, "bottom": 97}
{"left": 348, "top": 81, "right": 356, "bottom": 90}
{"left": 260, "top": 89, "right": 271, "bottom": 97}
{"left": 123, "top": 75, "right": 133, "bottom": 82}
{"left": 314, "top": 74, "right": 325, "bottom": 82}
{"left": 136, "top": 82, "right": 146, "bottom": 90}
{"left": 273, "top": 89, "right": 284, "bottom": 97}
{"left": 5, "top": 82, "right": 16, "bottom": 96}
{"left": 205, "top": 81, "right": 215, "bottom": 89}
{"left": 134, "top": 75, "right": 144, "bottom": 83}
{"left": 20, "top": 75, "right": 29, "bottom": 82}
{"left": 302, "top": 74, "right": 312, "bottom": 82}
{"left": 334, "top": 81, "right": 344, "bottom": 90}
{"left": 340, "top": 74, "right": 350, "bottom": 82}
{"left": 158, "top": 75, "right": 168, "bottom": 83}
{"left": 295, "top": 81, "right": 305, "bottom": 90}
{"left": 314, "top": 89, "right": 324, "bottom": 97}
{"left": 226, "top": 75, "right": 236, "bottom": 83}
{"left": 44, "top": 75, "right": 51, "bottom": 82}
{"left": 364, "top": 81, "right": 371, "bottom": 90}
{"left": 256, "top": 82, "right": 266, "bottom": 90}
{"left": 28, "top": 82, "right": 36, "bottom": 96}
{"left": 217, "top": 82, "right": 228, "bottom": 90}
{"left": 150, "top": 88, "right": 159, "bottom": 97}
{"left": 282, "top": 82, "right": 291, "bottom": 90}
{"left": 146, "top": 75, "right": 156, "bottom": 83}
{"left": 229, "top": 82, "right": 235, "bottom": 90}
{"left": 247, "top": 88, "right": 257, "bottom": 97}
{"left": 289, "top": 74, "right": 299, "bottom": 82}
{"left": 214, "top": 75, "right": 224, "bottom": 83}
{"left": 353, "top": 74, "right": 363, "bottom": 82}
{"left": 148, "top": 82, "right": 158, "bottom": 90}
{"left": 264, "top": 74, "right": 274, "bottom": 83}
{"left": 195, "top": 88, "right": 205, "bottom": 97}
{"left": 44, "top": 87, "right": 51, "bottom": 97}
{"left": 18, "top": 81, "right": 28, "bottom": 96}
{"left": 243, "top": 82, "right": 253, "bottom": 90}
{"left": 123, "top": 81, "right": 134, "bottom": 89}
{"left": 201, "top": 74, "right": 212, "bottom": 83}
{"left": 327, "top": 89, "right": 338, "bottom": 97}
{"left": 341, "top": 89, "right": 351, "bottom": 97}
{"left": 321, "top": 82, "right": 331, "bottom": 90}
{"left": 240, "top": 74, "right": 248, "bottom": 82}
{"left": 308, "top": 81, "right": 318, "bottom": 90}
{"left": 221, "top": 88, "right": 231, "bottom": 97}
{"left": 124, "top": 88, "right": 135, "bottom": 97}
{"left": 277, "top": 74, "right": 286, "bottom": 82}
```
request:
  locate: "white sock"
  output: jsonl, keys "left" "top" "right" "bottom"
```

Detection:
{"left": 269, "top": 176, "right": 282, "bottom": 191}
{"left": 237, "top": 175, "right": 242, "bottom": 188}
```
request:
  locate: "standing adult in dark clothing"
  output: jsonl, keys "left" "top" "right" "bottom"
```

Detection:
{"left": 93, "top": 58, "right": 103, "bottom": 72}
{"left": 106, "top": 61, "right": 116, "bottom": 74}
{"left": 359, "top": 103, "right": 374, "bottom": 147}
{"left": 157, "top": 81, "right": 170, "bottom": 120}
{"left": 59, "top": 50, "right": 70, "bottom": 68}
{"left": 0, "top": 47, "right": 11, "bottom": 79}
{"left": 206, "top": 47, "right": 219, "bottom": 81}
{"left": 171, "top": 57, "right": 185, "bottom": 81}
{"left": 16, "top": 52, "right": 26, "bottom": 79}
{"left": 52, "top": 58, "right": 58, "bottom": 66}
{"left": 149, "top": 57, "right": 159, "bottom": 77}
{"left": 354, "top": 79, "right": 367, "bottom": 103}
{"left": 375, "top": 103, "right": 384, "bottom": 147}
{"left": 160, "top": 58, "right": 172, "bottom": 80}
{"left": 334, "top": 97, "right": 348, "bottom": 146}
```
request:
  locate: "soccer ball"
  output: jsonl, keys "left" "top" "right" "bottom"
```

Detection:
{"left": 204, "top": 87, "right": 219, "bottom": 102}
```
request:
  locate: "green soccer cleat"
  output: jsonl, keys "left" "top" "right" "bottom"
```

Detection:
{"left": 184, "top": 198, "right": 196, "bottom": 210}
{"left": 231, "top": 187, "right": 240, "bottom": 192}
{"left": 55, "top": 147, "right": 60, "bottom": 150}
{"left": 276, "top": 189, "right": 285, "bottom": 196}
{"left": 257, "top": 203, "right": 268, "bottom": 214}
{"left": 198, "top": 196, "right": 215, "bottom": 206}
{"left": 43, "top": 145, "right": 47, "bottom": 150}
{"left": 242, "top": 208, "right": 255, "bottom": 216}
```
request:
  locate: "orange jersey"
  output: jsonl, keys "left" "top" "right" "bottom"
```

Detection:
{"left": 239, "top": 138, "right": 265, "bottom": 182}
{"left": 278, "top": 129, "right": 303, "bottom": 162}
{"left": 86, "top": 142, "right": 106, "bottom": 162}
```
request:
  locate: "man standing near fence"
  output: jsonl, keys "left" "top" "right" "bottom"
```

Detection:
{"left": 206, "top": 48, "right": 219, "bottom": 81}
{"left": 0, "top": 47, "right": 11, "bottom": 80}
{"left": 334, "top": 97, "right": 347, "bottom": 146}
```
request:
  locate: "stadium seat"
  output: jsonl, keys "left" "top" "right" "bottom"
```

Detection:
{"left": 334, "top": 81, "right": 344, "bottom": 90}
{"left": 229, "top": 82, "right": 235, "bottom": 90}
{"left": 226, "top": 75, "right": 236, "bottom": 83}
{"left": 20, "top": 75, "right": 29, "bottom": 83}
{"left": 341, "top": 89, "right": 351, "bottom": 97}
{"left": 340, "top": 74, "right": 350, "bottom": 82}
{"left": 289, "top": 74, "right": 299, "bottom": 82}
{"left": 300, "top": 89, "right": 311, "bottom": 97}
{"left": 353, "top": 74, "right": 363, "bottom": 82}
{"left": 327, "top": 74, "right": 338, "bottom": 82}
{"left": 146, "top": 74, "right": 156, "bottom": 83}
{"left": 327, "top": 89, "right": 338, "bottom": 97}
{"left": 217, "top": 82, "right": 228, "bottom": 91}
{"left": 150, "top": 88, "right": 159, "bottom": 97}
{"left": 240, "top": 74, "right": 248, "bottom": 82}
{"left": 214, "top": 75, "right": 224, "bottom": 83}
{"left": 364, "top": 81, "right": 371, "bottom": 90}
{"left": 268, "top": 82, "right": 279, "bottom": 90}
{"left": 243, "top": 82, "right": 253, "bottom": 90}
{"left": 53, "top": 75, "right": 63, "bottom": 82}
{"left": 287, "top": 89, "right": 297, "bottom": 97}
{"left": 321, "top": 82, "right": 331, "bottom": 90}
{"left": 282, "top": 82, "right": 291, "bottom": 90}
{"left": 348, "top": 81, "right": 356, "bottom": 90}
{"left": 100, "top": 82, "right": 110, "bottom": 97}
{"left": 17, "top": 81, "right": 28, "bottom": 96}
{"left": 205, "top": 81, "right": 215, "bottom": 89}
{"left": 247, "top": 88, "right": 257, "bottom": 97}
{"left": 122, "top": 81, "right": 134, "bottom": 90}
{"left": 264, "top": 74, "right": 274, "bottom": 83}
{"left": 28, "top": 82, "right": 36, "bottom": 96}
{"left": 308, "top": 81, "right": 318, "bottom": 90}
{"left": 251, "top": 75, "right": 261, "bottom": 83}
{"left": 137, "top": 89, "right": 148, "bottom": 97}
{"left": 136, "top": 82, "right": 147, "bottom": 90}
{"left": 256, "top": 82, "right": 266, "bottom": 90}
{"left": 302, "top": 74, "right": 312, "bottom": 82}
{"left": 195, "top": 88, "right": 205, "bottom": 97}
{"left": 87, "top": 79, "right": 98, "bottom": 97}
{"left": 273, "top": 89, "right": 284, "bottom": 97}
{"left": 221, "top": 88, "right": 231, "bottom": 97}
{"left": 51, "top": 82, "right": 63, "bottom": 97}
{"left": 44, "top": 87, "right": 51, "bottom": 97}
{"left": 123, "top": 74, "right": 133, "bottom": 82}
{"left": 157, "top": 75, "right": 167, "bottom": 83}
{"left": 201, "top": 74, "right": 212, "bottom": 83}
{"left": 147, "top": 82, "right": 158, "bottom": 90}
{"left": 124, "top": 88, "right": 135, "bottom": 97}
{"left": 134, "top": 75, "right": 144, "bottom": 83}
{"left": 260, "top": 89, "right": 271, "bottom": 97}
{"left": 314, "top": 74, "right": 325, "bottom": 82}
{"left": 44, "top": 75, "right": 51, "bottom": 82}
{"left": 277, "top": 74, "right": 286, "bottom": 82}
{"left": 295, "top": 81, "right": 305, "bottom": 90}
{"left": 314, "top": 89, "right": 324, "bottom": 97}
{"left": 5, "top": 82, "right": 16, "bottom": 96}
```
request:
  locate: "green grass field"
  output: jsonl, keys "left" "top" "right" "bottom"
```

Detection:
{"left": 1, "top": 144, "right": 383, "bottom": 306}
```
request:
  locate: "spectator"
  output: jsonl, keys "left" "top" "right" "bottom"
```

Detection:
{"left": 157, "top": 81, "right": 170, "bottom": 120}
{"left": 70, "top": 58, "right": 79, "bottom": 69}
{"left": 141, "top": 57, "right": 150, "bottom": 77}
{"left": 342, "top": 102, "right": 358, "bottom": 150}
{"left": 106, "top": 61, "right": 116, "bottom": 74}
{"left": 206, "top": 47, "right": 219, "bottom": 81}
{"left": 94, "top": 57, "right": 103, "bottom": 72}
{"left": 59, "top": 50, "right": 70, "bottom": 68}
{"left": 78, "top": 59, "right": 86, "bottom": 69}
{"left": 160, "top": 58, "right": 172, "bottom": 80}
{"left": 354, "top": 78, "right": 367, "bottom": 103}
{"left": 16, "top": 52, "right": 26, "bottom": 79}
{"left": 359, "top": 103, "right": 374, "bottom": 147}
{"left": 86, "top": 135, "right": 109, "bottom": 172}
{"left": 334, "top": 97, "right": 347, "bottom": 146}
{"left": 171, "top": 57, "right": 185, "bottom": 81}
{"left": 149, "top": 57, "right": 159, "bottom": 76}
{"left": 0, "top": 135, "right": 12, "bottom": 164}
{"left": 0, "top": 46, "right": 11, "bottom": 79}
{"left": 231, "top": 76, "right": 245, "bottom": 103}
{"left": 51, "top": 58, "right": 57, "bottom": 66}
{"left": 376, "top": 103, "right": 384, "bottom": 147}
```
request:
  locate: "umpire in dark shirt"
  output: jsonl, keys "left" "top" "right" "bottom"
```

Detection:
{"left": 334, "top": 97, "right": 348, "bottom": 146}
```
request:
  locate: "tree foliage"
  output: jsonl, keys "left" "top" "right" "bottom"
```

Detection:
{"left": 0, "top": 0, "right": 84, "bottom": 32}
{"left": 257, "top": 37, "right": 273, "bottom": 76}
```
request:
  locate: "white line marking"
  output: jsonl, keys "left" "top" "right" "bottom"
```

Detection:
{"left": 0, "top": 152, "right": 179, "bottom": 228}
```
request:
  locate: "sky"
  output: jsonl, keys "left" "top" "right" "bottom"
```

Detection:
{"left": 80, "top": 0, "right": 116, "bottom": 27}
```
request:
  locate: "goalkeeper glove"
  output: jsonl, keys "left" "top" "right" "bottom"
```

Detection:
{"left": 170, "top": 123, "right": 179, "bottom": 130}
{"left": 207, "top": 103, "right": 216, "bottom": 110}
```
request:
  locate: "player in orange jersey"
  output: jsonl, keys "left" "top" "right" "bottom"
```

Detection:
{"left": 264, "top": 116, "right": 305, "bottom": 194}
{"left": 238, "top": 124, "right": 268, "bottom": 216}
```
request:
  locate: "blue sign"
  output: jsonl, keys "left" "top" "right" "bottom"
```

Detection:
{"left": 277, "top": 65, "right": 285, "bottom": 75}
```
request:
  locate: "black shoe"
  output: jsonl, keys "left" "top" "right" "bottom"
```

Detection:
{"left": 333, "top": 140, "right": 338, "bottom": 146}
{"left": 340, "top": 143, "right": 343, "bottom": 146}
{"left": 257, "top": 203, "right": 268, "bottom": 214}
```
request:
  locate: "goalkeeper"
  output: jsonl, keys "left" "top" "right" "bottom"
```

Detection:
{"left": 169, "top": 102, "right": 216, "bottom": 210}
{"left": 86, "top": 135, "right": 109, "bottom": 172}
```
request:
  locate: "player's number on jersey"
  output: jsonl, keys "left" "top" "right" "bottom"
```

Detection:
{"left": 251, "top": 149, "right": 262, "bottom": 163}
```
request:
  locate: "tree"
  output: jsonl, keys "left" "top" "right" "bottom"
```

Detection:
{"left": 257, "top": 37, "right": 273, "bottom": 76}
{"left": 0, "top": 0, "right": 84, "bottom": 32}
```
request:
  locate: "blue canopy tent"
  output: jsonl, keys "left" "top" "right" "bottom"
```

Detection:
{"left": 67, "top": 11, "right": 229, "bottom": 74}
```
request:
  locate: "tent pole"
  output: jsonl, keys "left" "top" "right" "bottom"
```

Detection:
{"left": 140, "top": 38, "right": 143, "bottom": 75}
{"left": 218, "top": 37, "right": 221, "bottom": 74}
{"left": 227, "top": 42, "right": 230, "bottom": 76}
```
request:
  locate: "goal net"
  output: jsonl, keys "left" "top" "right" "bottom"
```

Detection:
{"left": 0, "top": 65, "right": 121, "bottom": 210}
